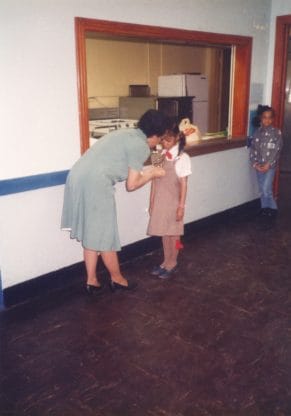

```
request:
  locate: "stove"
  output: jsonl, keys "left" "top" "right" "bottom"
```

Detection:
{"left": 89, "top": 118, "right": 138, "bottom": 145}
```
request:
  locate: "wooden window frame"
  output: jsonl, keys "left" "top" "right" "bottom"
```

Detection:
{"left": 75, "top": 17, "right": 252, "bottom": 155}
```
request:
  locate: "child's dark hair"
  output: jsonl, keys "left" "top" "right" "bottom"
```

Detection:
{"left": 164, "top": 120, "right": 186, "bottom": 155}
{"left": 252, "top": 104, "right": 275, "bottom": 128}
{"left": 138, "top": 109, "right": 168, "bottom": 137}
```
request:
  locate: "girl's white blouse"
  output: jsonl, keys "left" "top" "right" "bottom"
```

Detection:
{"left": 163, "top": 144, "right": 192, "bottom": 178}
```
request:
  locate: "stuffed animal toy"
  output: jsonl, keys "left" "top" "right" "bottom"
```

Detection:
{"left": 179, "top": 118, "right": 201, "bottom": 145}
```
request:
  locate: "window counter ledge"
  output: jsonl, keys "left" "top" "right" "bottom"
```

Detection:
{"left": 185, "top": 136, "right": 247, "bottom": 157}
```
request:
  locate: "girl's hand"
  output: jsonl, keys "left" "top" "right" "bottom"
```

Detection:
{"left": 260, "top": 162, "right": 270, "bottom": 172}
{"left": 176, "top": 206, "right": 185, "bottom": 221}
{"left": 253, "top": 162, "right": 261, "bottom": 171}
{"left": 151, "top": 166, "right": 166, "bottom": 178}
{"left": 254, "top": 163, "right": 270, "bottom": 172}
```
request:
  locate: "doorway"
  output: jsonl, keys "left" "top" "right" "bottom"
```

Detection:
{"left": 281, "top": 29, "right": 291, "bottom": 173}
{"left": 272, "top": 15, "right": 291, "bottom": 173}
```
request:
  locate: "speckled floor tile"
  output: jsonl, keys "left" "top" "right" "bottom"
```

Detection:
{"left": 1, "top": 173, "right": 291, "bottom": 416}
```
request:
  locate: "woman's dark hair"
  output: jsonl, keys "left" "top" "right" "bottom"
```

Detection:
{"left": 252, "top": 104, "right": 275, "bottom": 128}
{"left": 138, "top": 109, "right": 168, "bottom": 137}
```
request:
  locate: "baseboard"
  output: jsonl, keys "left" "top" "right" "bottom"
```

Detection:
{"left": 2, "top": 199, "right": 260, "bottom": 309}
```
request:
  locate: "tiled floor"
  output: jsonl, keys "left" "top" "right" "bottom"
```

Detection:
{"left": 1, "top": 173, "right": 291, "bottom": 416}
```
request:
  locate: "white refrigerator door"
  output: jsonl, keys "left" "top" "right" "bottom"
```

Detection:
{"left": 158, "top": 74, "right": 208, "bottom": 100}
{"left": 158, "top": 75, "right": 186, "bottom": 96}
{"left": 187, "top": 75, "right": 208, "bottom": 101}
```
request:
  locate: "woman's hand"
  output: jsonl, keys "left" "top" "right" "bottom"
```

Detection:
{"left": 176, "top": 206, "right": 185, "bottom": 221}
{"left": 151, "top": 166, "right": 165, "bottom": 178}
{"left": 126, "top": 166, "right": 164, "bottom": 191}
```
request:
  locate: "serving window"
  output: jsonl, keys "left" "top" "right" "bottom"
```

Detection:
{"left": 75, "top": 18, "right": 252, "bottom": 155}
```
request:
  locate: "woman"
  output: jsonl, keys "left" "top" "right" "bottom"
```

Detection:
{"left": 61, "top": 110, "right": 167, "bottom": 294}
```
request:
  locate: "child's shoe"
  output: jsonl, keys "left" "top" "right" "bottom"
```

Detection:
{"left": 256, "top": 208, "right": 268, "bottom": 217}
{"left": 158, "top": 265, "right": 178, "bottom": 279}
{"left": 151, "top": 265, "right": 166, "bottom": 276}
{"left": 266, "top": 208, "right": 278, "bottom": 218}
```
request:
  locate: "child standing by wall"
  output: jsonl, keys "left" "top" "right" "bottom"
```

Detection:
{"left": 147, "top": 123, "right": 192, "bottom": 279}
{"left": 250, "top": 105, "right": 283, "bottom": 220}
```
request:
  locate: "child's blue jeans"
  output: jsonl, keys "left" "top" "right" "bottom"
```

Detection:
{"left": 256, "top": 167, "right": 277, "bottom": 209}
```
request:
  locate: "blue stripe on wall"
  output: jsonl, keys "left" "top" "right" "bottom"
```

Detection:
{"left": 0, "top": 170, "right": 69, "bottom": 196}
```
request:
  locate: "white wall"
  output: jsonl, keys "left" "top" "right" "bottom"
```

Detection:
{"left": 0, "top": 0, "right": 272, "bottom": 180}
{"left": 0, "top": 0, "right": 270, "bottom": 289}
{"left": 0, "top": 149, "right": 258, "bottom": 289}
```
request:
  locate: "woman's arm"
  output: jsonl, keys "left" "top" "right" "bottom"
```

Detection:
{"left": 126, "top": 166, "right": 165, "bottom": 192}
{"left": 176, "top": 176, "right": 188, "bottom": 221}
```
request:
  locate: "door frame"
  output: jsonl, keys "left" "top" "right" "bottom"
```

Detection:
{"left": 271, "top": 15, "right": 291, "bottom": 127}
{"left": 271, "top": 15, "right": 291, "bottom": 196}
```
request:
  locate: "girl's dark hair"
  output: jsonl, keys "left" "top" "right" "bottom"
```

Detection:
{"left": 252, "top": 104, "right": 275, "bottom": 128}
{"left": 164, "top": 121, "right": 186, "bottom": 155}
{"left": 138, "top": 109, "right": 168, "bottom": 137}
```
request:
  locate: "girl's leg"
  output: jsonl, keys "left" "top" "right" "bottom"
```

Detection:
{"left": 257, "top": 168, "right": 277, "bottom": 209}
{"left": 261, "top": 168, "right": 277, "bottom": 209}
{"left": 84, "top": 248, "right": 101, "bottom": 287}
{"left": 166, "top": 236, "right": 179, "bottom": 270}
{"left": 162, "top": 235, "right": 179, "bottom": 270}
{"left": 162, "top": 236, "right": 171, "bottom": 268}
{"left": 100, "top": 251, "right": 128, "bottom": 286}
{"left": 256, "top": 171, "right": 267, "bottom": 208}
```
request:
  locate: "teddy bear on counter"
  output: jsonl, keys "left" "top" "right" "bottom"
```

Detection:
{"left": 178, "top": 118, "right": 201, "bottom": 145}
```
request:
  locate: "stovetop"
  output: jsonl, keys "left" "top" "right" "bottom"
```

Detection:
{"left": 89, "top": 118, "right": 138, "bottom": 139}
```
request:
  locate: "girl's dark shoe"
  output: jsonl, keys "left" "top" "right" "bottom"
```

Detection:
{"left": 158, "top": 265, "right": 178, "bottom": 279}
{"left": 256, "top": 208, "right": 268, "bottom": 217}
{"left": 86, "top": 284, "right": 104, "bottom": 296}
{"left": 266, "top": 208, "right": 278, "bottom": 218}
{"left": 151, "top": 265, "right": 166, "bottom": 276}
{"left": 109, "top": 280, "right": 137, "bottom": 293}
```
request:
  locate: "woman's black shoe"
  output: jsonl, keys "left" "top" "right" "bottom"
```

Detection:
{"left": 86, "top": 284, "right": 104, "bottom": 296}
{"left": 109, "top": 280, "right": 137, "bottom": 293}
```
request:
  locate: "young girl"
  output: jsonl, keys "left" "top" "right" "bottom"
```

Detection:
{"left": 147, "top": 123, "right": 192, "bottom": 279}
{"left": 250, "top": 105, "right": 283, "bottom": 219}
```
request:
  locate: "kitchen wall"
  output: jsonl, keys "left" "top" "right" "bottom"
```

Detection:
{"left": 86, "top": 38, "right": 207, "bottom": 108}
{"left": 86, "top": 38, "right": 223, "bottom": 130}
{"left": 0, "top": 0, "right": 276, "bottom": 293}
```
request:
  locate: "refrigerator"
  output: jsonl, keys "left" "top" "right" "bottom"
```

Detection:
{"left": 157, "top": 74, "right": 208, "bottom": 133}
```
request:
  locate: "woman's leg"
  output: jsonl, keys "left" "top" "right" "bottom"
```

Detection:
{"left": 84, "top": 248, "right": 101, "bottom": 287}
{"left": 101, "top": 251, "right": 128, "bottom": 286}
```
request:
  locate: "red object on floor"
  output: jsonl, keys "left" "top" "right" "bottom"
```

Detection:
{"left": 176, "top": 239, "right": 184, "bottom": 250}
